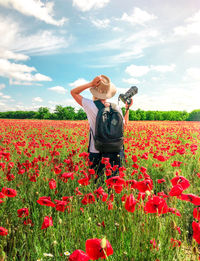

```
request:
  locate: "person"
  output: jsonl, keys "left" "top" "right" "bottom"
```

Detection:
{"left": 70, "top": 75, "right": 133, "bottom": 183}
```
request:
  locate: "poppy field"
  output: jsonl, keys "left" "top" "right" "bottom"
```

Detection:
{"left": 0, "top": 119, "right": 200, "bottom": 261}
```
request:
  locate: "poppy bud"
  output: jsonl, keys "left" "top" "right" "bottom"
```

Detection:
{"left": 145, "top": 191, "right": 151, "bottom": 196}
{"left": 100, "top": 237, "right": 107, "bottom": 249}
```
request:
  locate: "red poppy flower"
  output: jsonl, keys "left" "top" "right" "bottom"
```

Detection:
{"left": 192, "top": 221, "right": 200, "bottom": 244}
{"left": 144, "top": 195, "right": 168, "bottom": 215}
{"left": 94, "top": 187, "right": 104, "bottom": 198}
{"left": 88, "top": 169, "right": 95, "bottom": 175}
{"left": 69, "top": 250, "right": 90, "bottom": 261}
{"left": 54, "top": 166, "right": 62, "bottom": 175}
{"left": 0, "top": 227, "right": 8, "bottom": 236}
{"left": 60, "top": 172, "right": 74, "bottom": 182}
{"left": 49, "top": 179, "right": 56, "bottom": 189}
{"left": 81, "top": 193, "right": 95, "bottom": 205}
{"left": 62, "top": 196, "right": 73, "bottom": 204}
{"left": 175, "top": 226, "right": 181, "bottom": 234}
{"left": 170, "top": 238, "right": 181, "bottom": 248}
{"left": 141, "top": 152, "right": 148, "bottom": 160}
{"left": 137, "top": 192, "right": 146, "bottom": 201}
{"left": 101, "top": 157, "right": 110, "bottom": 164}
{"left": 54, "top": 200, "right": 67, "bottom": 212}
{"left": 150, "top": 238, "right": 159, "bottom": 250}
{"left": 140, "top": 166, "right": 147, "bottom": 173}
{"left": 75, "top": 187, "right": 83, "bottom": 195}
{"left": 169, "top": 184, "right": 183, "bottom": 196}
{"left": 157, "top": 179, "right": 166, "bottom": 184}
{"left": 2, "top": 187, "right": 17, "bottom": 197}
{"left": 107, "top": 201, "right": 113, "bottom": 210}
{"left": 0, "top": 192, "right": 5, "bottom": 198}
{"left": 6, "top": 173, "right": 15, "bottom": 181}
{"left": 37, "top": 196, "right": 55, "bottom": 207}
{"left": 171, "top": 161, "right": 182, "bottom": 167}
{"left": 106, "top": 176, "right": 125, "bottom": 193}
{"left": 106, "top": 176, "right": 125, "bottom": 187}
{"left": 171, "top": 176, "right": 190, "bottom": 190}
{"left": 136, "top": 179, "right": 153, "bottom": 192}
{"left": 132, "top": 163, "right": 139, "bottom": 169}
{"left": 132, "top": 155, "right": 137, "bottom": 162}
{"left": 157, "top": 191, "right": 168, "bottom": 199}
{"left": 125, "top": 180, "right": 137, "bottom": 190}
{"left": 156, "top": 155, "right": 169, "bottom": 162}
{"left": 193, "top": 207, "right": 200, "bottom": 221}
{"left": 94, "top": 187, "right": 108, "bottom": 202}
{"left": 125, "top": 194, "right": 137, "bottom": 213}
{"left": 24, "top": 218, "right": 34, "bottom": 226}
{"left": 85, "top": 238, "right": 113, "bottom": 260}
{"left": 78, "top": 177, "right": 90, "bottom": 186}
{"left": 180, "top": 194, "right": 200, "bottom": 206}
{"left": 41, "top": 216, "right": 53, "bottom": 229}
{"left": 168, "top": 207, "right": 181, "bottom": 217}
{"left": 17, "top": 208, "right": 29, "bottom": 218}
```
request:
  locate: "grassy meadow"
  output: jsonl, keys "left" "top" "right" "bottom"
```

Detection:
{"left": 0, "top": 119, "right": 200, "bottom": 261}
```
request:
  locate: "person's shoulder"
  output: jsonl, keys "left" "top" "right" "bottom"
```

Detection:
{"left": 82, "top": 97, "right": 95, "bottom": 109}
{"left": 111, "top": 103, "right": 120, "bottom": 110}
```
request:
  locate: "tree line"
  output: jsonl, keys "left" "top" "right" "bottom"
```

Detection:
{"left": 0, "top": 105, "right": 199, "bottom": 121}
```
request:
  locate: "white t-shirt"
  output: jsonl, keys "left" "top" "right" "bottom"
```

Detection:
{"left": 82, "top": 97, "right": 124, "bottom": 153}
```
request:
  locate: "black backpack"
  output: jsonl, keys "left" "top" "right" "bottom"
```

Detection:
{"left": 90, "top": 100, "right": 124, "bottom": 153}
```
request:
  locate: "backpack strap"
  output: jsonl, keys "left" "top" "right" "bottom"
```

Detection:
{"left": 88, "top": 128, "right": 95, "bottom": 152}
{"left": 94, "top": 100, "right": 105, "bottom": 111}
{"left": 110, "top": 103, "right": 117, "bottom": 110}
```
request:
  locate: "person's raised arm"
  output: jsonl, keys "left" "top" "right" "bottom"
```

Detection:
{"left": 124, "top": 99, "right": 133, "bottom": 127}
{"left": 70, "top": 76, "right": 102, "bottom": 106}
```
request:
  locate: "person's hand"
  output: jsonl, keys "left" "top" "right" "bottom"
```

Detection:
{"left": 125, "top": 98, "right": 133, "bottom": 110}
{"left": 91, "top": 76, "right": 102, "bottom": 88}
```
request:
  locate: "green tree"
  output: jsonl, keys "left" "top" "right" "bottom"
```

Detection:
{"left": 187, "top": 109, "right": 200, "bottom": 121}
{"left": 75, "top": 108, "right": 87, "bottom": 120}
{"left": 37, "top": 107, "right": 50, "bottom": 119}
{"left": 54, "top": 105, "right": 66, "bottom": 120}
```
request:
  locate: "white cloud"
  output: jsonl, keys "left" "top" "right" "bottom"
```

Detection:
{"left": 121, "top": 7, "right": 157, "bottom": 25}
{"left": 122, "top": 78, "right": 140, "bottom": 85}
{"left": 184, "top": 67, "right": 200, "bottom": 81}
{"left": 187, "top": 9, "right": 200, "bottom": 23}
{"left": 174, "top": 10, "right": 200, "bottom": 36}
{"left": 0, "top": 84, "right": 5, "bottom": 90}
{"left": 187, "top": 45, "right": 200, "bottom": 54}
{"left": 11, "top": 30, "right": 71, "bottom": 55}
{"left": 125, "top": 65, "right": 150, "bottom": 77}
{"left": 91, "top": 18, "right": 110, "bottom": 28}
{"left": 151, "top": 64, "right": 176, "bottom": 73}
{"left": 126, "top": 83, "right": 199, "bottom": 112}
{"left": 9, "top": 79, "right": 42, "bottom": 86}
{"left": 0, "top": 93, "right": 11, "bottom": 99}
{"left": 0, "top": 16, "right": 71, "bottom": 56}
{"left": 0, "top": 58, "right": 52, "bottom": 82}
{"left": 32, "top": 97, "right": 43, "bottom": 102}
{"left": 0, "top": 48, "right": 29, "bottom": 61}
{"left": 0, "top": 101, "right": 6, "bottom": 106}
{"left": 125, "top": 64, "right": 176, "bottom": 77}
{"left": 48, "top": 86, "right": 67, "bottom": 94}
{"left": 69, "top": 78, "right": 88, "bottom": 87}
{"left": 72, "top": 0, "right": 110, "bottom": 12}
{"left": 82, "top": 29, "right": 159, "bottom": 66}
{"left": 0, "top": 0, "right": 67, "bottom": 26}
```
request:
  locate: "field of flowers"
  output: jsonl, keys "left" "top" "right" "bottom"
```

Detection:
{"left": 0, "top": 119, "right": 200, "bottom": 261}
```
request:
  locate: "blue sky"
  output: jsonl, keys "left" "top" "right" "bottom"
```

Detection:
{"left": 0, "top": 0, "right": 200, "bottom": 112}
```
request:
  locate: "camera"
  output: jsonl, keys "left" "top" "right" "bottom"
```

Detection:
{"left": 118, "top": 86, "right": 138, "bottom": 105}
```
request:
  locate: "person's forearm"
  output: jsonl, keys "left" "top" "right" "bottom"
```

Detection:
{"left": 71, "top": 82, "right": 93, "bottom": 94}
{"left": 124, "top": 109, "right": 129, "bottom": 126}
